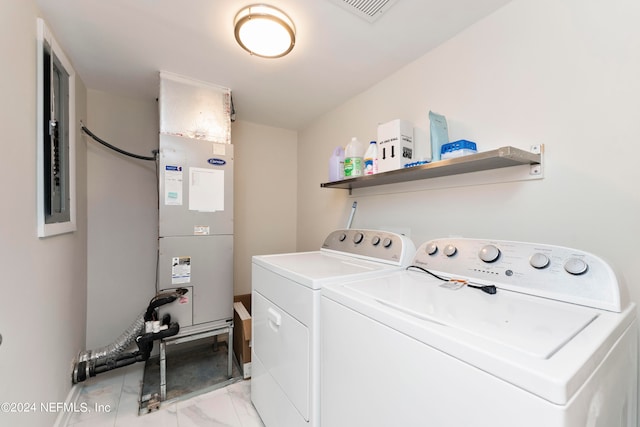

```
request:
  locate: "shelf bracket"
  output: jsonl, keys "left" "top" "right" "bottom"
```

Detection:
{"left": 529, "top": 145, "right": 543, "bottom": 176}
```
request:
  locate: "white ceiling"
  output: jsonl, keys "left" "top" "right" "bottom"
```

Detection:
{"left": 36, "top": 0, "right": 513, "bottom": 130}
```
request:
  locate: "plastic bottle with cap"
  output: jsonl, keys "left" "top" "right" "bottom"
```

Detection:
{"left": 364, "top": 140, "right": 378, "bottom": 175}
{"left": 344, "top": 137, "right": 365, "bottom": 177}
{"left": 328, "top": 146, "right": 345, "bottom": 181}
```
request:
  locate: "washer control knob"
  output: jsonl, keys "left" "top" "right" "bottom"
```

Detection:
{"left": 383, "top": 238, "right": 393, "bottom": 248}
{"left": 372, "top": 236, "right": 381, "bottom": 246}
{"left": 353, "top": 232, "right": 364, "bottom": 244}
{"left": 338, "top": 233, "right": 347, "bottom": 242}
{"left": 479, "top": 245, "right": 500, "bottom": 263}
{"left": 564, "top": 258, "right": 588, "bottom": 275}
{"left": 425, "top": 242, "right": 438, "bottom": 255}
{"left": 529, "top": 253, "right": 550, "bottom": 269}
{"left": 443, "top": 244, "right": 457, "bottom": 257}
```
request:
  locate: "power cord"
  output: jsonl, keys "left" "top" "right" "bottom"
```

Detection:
{"left": 80, "top": 121, "right": 161, "bottom": 299}
{"left": 406, "top": 265, "right": 497, "bottom": 295}
{"left": 81, "top": 123, "right": 158, "bottom": 161}
{"left": 406, "top": 265, "right": 447, "bottom": 281}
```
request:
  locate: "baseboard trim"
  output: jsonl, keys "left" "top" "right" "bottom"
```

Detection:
{"left": 52, "top": 384, "right": 82, "bottom": 427}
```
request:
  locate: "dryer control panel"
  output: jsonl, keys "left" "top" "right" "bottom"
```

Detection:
{"left": 412, "top": 238, "right": 627, "bottom": 313}
{"left": 321, "top": 229, "right": 416, "bottom": 267}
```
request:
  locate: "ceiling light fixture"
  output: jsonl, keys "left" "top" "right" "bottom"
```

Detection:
{"left": 234, "top": 4, "right": 296, "bottom": 58}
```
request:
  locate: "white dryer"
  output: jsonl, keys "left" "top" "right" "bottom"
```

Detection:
{"left": 251, "top": 229, "right": 416, "bottom": 427}
{"left": 321, "top": 237, "right": 638, "bottom": 427}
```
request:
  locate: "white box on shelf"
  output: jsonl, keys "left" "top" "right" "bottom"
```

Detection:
{"left": 377, "top": 119, "right": 414, "bottom": 172}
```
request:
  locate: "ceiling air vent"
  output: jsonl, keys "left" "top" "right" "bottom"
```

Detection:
{"left": 327, "top": 0, "right": 399, "bottom": 23}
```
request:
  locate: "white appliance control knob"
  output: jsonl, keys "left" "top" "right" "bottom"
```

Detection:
{"left": 479, "top": 245, "right": 500, "bottom": 263}
{"left": 564, "top": 258, "right": 588, "bottom": 275}
{"left": 443, "top": 244, "right": 457, "bottom": 257}
{"left": 529, "top": 253, "right": 550, "bottom": 269}
{"left": 425, "top": 242, "right": 438, "bottom": 255}
{"left": 353, "top": 232, "right": 364, "bottom": 244}
{"left": 383, "top": 238, "right": 393, "bottom": 248}
{"left": 372, "top": 236, "right": 381, "bottom": 246}
{"left": 338, "top": 233, "right": 347, "bottom": 242}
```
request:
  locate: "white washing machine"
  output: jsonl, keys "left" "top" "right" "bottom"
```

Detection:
{"left": 251, "top": 229, "right": 416, "bottom": 427}
{"left": 321, "top": 237, "right": 638, "bottom": 427}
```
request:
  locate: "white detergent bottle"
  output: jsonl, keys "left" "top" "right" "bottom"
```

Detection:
{"left": 328, "top": 146, "right": 345, "bottom": 181}
{"left": 364, "top": 140, "right": 378, "bottom": 175}
{"left": 344, "top": 137, "right": 364, "bottom": 177}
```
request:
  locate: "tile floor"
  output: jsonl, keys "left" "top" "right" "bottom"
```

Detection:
{"left": 64, "top": 363, "right": 264, "bottom": 427}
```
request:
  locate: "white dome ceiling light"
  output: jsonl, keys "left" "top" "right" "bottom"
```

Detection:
{"left": 234, "top": 4, "right": 296, "bottom": 58}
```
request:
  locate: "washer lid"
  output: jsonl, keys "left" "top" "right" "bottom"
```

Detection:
{"left": 322, "top": 270, "right": 638, "bottom": 405}
{"left": 253, "top": 251, "right": 397, "bottom": 289}
{"left": 343, "top": 274, "right": 597, "bottom": 359}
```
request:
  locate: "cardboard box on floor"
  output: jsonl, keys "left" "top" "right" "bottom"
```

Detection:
{"left": 233, "top": 294, "right": 252, "bottom": 379}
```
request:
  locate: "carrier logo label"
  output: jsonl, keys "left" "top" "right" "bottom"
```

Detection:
{"left": 207, "top": 158, "right": 226, "bottom": 166}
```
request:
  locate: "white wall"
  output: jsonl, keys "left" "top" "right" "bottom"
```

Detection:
{"left": 298, "top": 0, "right": 640, "bottom": 305}
{"left": 0, "top": 2, "right": 88, "bottom": 426}
{"left": 232, "top": 120, "right": 298, "bottom": 295}
{"left": 85, "top": 90, "right": 159, "bottom": 349}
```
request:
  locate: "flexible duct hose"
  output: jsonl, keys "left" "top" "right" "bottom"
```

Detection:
{"left": 76, "top": 311, "right": 146, "bottom": 366}
{"left": 72, "top": 289, "right": 186, "bottom": 383}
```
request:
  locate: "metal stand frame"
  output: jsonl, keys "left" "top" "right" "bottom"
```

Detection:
{"left": 159, "top": 322, "right": 234, "bottom": 401}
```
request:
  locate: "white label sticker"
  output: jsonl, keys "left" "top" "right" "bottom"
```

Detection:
{"left": 164, "top": 166, "right": 183, "bottom": 206}
{"left": 440, "top": 280, "right": 465, "bottom": 290}
{"left": 171, "top": 256, "right": 191, "bottom": 284}
{"left": 189, "top": 167, "right": 224, "bottom": 212}
{"left": 194, "top": 225, "right": 210, "bottom": 235}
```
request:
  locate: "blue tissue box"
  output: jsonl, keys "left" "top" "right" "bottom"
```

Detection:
{"left": 441, "top": 140, "right": 477, "bottom": 159}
